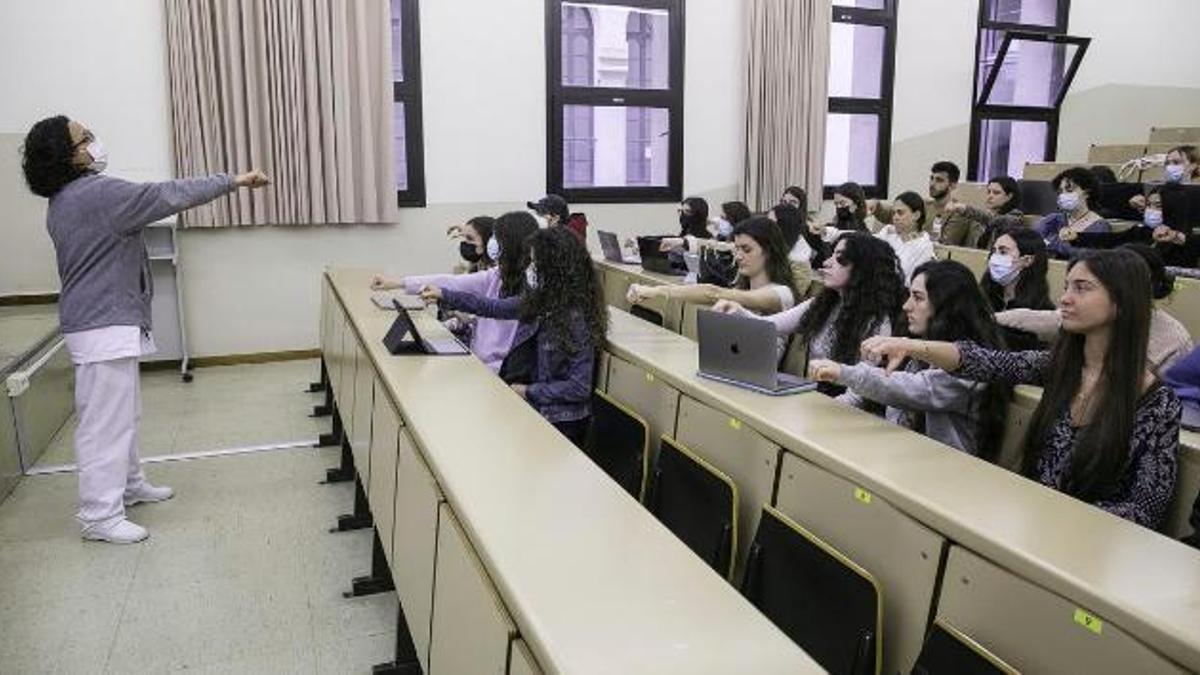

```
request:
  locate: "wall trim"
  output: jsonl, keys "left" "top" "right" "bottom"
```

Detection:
{"left": 141, "top": 348, "right": 320, "bottom": 371}
{"left": 0, "top": 293, "right": 59, "bottom": 306}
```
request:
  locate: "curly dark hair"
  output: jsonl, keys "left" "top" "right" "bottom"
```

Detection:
{"left": 911, "top": 260, "right": 1011, "bottom": 462}
{"left": 492, "top": 212, "right": 538, "bottom": 297}
{"left": 796, "top": 232, "right": 906, "bottom": 365}
{"left": 22, "top": 115, "right": 85, "bottom": 198}
{"left": 521, "top": 226, "right": 608, "bottom": 355}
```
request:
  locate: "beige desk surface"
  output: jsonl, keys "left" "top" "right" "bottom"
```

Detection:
{"left": 604, "top": 307, "right": 1200, "bottom": 671}
{"left": 325, "top": 269, "right": 819, "bottom": 674}
{"left": 594, "top": 257, "right": 689, "bottom": 287}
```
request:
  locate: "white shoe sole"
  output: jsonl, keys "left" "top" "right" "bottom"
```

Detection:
{"left": 82, "top": 530, "right": 149, "bottom": 544}
{"left": 124, "top": 492, "right": 174, "bottom": 507}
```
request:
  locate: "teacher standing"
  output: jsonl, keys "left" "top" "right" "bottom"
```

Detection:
{"left": 21, "top": 115, "right": 269, "bottom": 544}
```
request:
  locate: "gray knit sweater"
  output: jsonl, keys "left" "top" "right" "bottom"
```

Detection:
{"left": 47, "top": 173, "right": 235, "bottom": 334}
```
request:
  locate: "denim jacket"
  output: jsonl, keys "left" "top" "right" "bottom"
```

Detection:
{"left": 440, "top": 289, "right": 594, "bottom": 423}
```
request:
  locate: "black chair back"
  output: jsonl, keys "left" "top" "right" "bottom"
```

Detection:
{"left": 629, "top": 304, "right": 664, "bottom": 326}
{"left": 911, "top": 621, "right": 1019, "bottom": 675}
{"left": 647, "top": 435, "right": 737, "bottom": 578}
{"left": 582, "top": 390, "right": 649, "bottom": 500}
{"left": 741, "top": 505, "right": 881, "bottom": 675}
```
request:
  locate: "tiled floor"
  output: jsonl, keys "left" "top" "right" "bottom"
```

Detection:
{"left": 0, "top": 360, "right": 397, "bottom": 674}
{"left": 34, "top": 359, "right": 329, "bottom": 469}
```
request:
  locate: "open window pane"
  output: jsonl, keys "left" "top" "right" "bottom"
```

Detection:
{"left": 976, "top": 117, "right": 1048, "bottom": 181}
{"left": 390, "top": 0, "right": 404, "bottom": 82}
{"left": 980, "top": 36, "right": 1079, "bottom": 107}
{"left": 393, "top": 102, "right": 408, "bottom": 191}
{"left": 562, "top": 105, "right": 669, "bottom": 188}
{"left": 824, "top": 113, "right": 880, "bottom": 186}
{"left": 984, "top": 0, "right": 1060, "bottom": 26}
{"left": 829, "top": 22, "right": 885, "bottom": 99}
{"left": 560, "top": 3, "right": 669, "bottom": 90}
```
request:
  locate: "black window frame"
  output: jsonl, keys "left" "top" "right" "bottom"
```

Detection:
{"left": 392, "top": 0, "right": 426, "bottom": 207}
{"left": 824, "top": 1, "right": 899, "bottom": 200}
{"left": 967, "top": 0, "right": 1087, "bottom": 181}
{"left": 545, "top": 0, "right": 685, "bottom": 204}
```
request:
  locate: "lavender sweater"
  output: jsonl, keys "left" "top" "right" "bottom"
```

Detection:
{"left": 404, "top": 268, "right": 517, "bottom": 373}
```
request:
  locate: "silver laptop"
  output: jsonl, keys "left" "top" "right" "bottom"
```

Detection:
{"left": 598, "top": 230, "right": 641, "bottom": 264}
{"left": 696, "top": 309, "right": 816, "bottom": 396}
{"left": 372, "top": 291, "right": 425, "bottom": 311}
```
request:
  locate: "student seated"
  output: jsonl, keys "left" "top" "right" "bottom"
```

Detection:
{"left": 871, "top": 161, "right": 969, "bottom": 245}
{"left": 773, "top": 201, "right": 827, "bottom": 269}
{"left": 997, "top": 244, "right": 1192, "bottom": 376}
{"left": 875, "top": 191, "right": 936, "bottom": 283}
{"left": 627, "top": 216, "right": 800, "bottom": 315}
{"left": 862, "top": 249, "right": 1181, "bottom": 529}
{"left": 718, "top": 200, "right": 752, "bottom": 237}
{"left": 1163, "top": 348, "right": 1200, "bottom": 548}
{"left": 528, "top": 193, "right": 587, "bottom": 243}
{"left": 809, "top": 260, "right": 1010, "bottom": 459}
{"left": 420, "top": 227, "right": 607, "bottom": 447}
{"left": 657, "top": 197, "right": 716, "bottom": 253}
{"left": 1034, "top": 167, "right": 1111, "bottom": 259}
{"left": 940, "top": 175, "right": 1024, "bottom": 250}
{"left": 1148, "top": 185, "right": 1200, "bottom": 269}
{"left": 825, "top": 181, "right": 870, "bottom": 234}
{"left": 371, "top": 211, "right": 538, "bottom": 373}
{"left": 1162, "top": 144, "right": 1199, "bottom": 186}
{"left": 982, "top": 226, "right": 1055, "bottom": 350}
{"left": 443, "top": 216, "right": 497, "bottom": 272}
{"left": 714, "top": 232, "right": 906, "bottom": 400}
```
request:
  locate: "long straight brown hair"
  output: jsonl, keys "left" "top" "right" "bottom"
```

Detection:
{"left": 1020, "top": 250, "right": 1153, "bottom": 501}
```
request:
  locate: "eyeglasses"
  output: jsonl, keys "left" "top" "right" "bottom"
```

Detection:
{"left": 72, "top": 130, "right": 95, "bottom": 149}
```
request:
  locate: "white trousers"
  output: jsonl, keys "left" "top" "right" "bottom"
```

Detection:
{"left": 74, "top": 357, "right": 146, "bottom": 529}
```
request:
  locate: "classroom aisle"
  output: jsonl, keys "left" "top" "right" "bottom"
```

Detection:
{"left": 34, "top": 359, "right": 329, "bottom": 469}
{"left": 0, "top": 361, "right": 397, "bottom": 674}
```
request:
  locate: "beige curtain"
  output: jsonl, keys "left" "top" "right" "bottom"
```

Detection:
{"left": 742, "top": 0, "right": 831, "bottom": 211}
{"left": 165, "top": 0, "right": 396, "bottom": 227}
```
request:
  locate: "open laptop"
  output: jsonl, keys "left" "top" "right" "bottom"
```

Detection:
{"left": 637, "top": 236, "right": 686, "bottom": 276}
{"left": 382, "top": 301, "right": 469, "bottom": 355}
{"left": 696, "top": 309, "right": 816, "bottom": 396}
{"left": 372, "top": 291, "right": 425, "bottom": 311}
{"left": 598, "top": 230, "right": 641, "bottom": 264}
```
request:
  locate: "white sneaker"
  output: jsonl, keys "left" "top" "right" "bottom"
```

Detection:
{"left": 82, "top": 519, "right": 149, "bottom": 544}
{"left": 124, "top": 483, "right": 174, "bottom": 507}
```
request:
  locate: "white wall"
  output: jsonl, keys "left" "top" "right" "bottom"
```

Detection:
{"left": 0, "top": 0, "right": 743, "bottom": 356}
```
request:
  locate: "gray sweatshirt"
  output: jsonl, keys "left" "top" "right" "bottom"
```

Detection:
{"left": 838, "top": 361, "right": 987, "bottom": 456}
{"left": 47, "top": 173, "right": 236, "bottom": 334}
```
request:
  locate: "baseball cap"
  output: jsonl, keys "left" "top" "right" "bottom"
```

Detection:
{"left": 527, "top": 194, "right": 569, "bottom": 221}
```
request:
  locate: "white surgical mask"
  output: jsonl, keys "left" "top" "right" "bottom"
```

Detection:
{"left": 1144, "top": 208, "right": 1164, "bottom": 228}
{"left": 525, "top": 265, "right": 539, "bottom": 289}
{"left": 988, "top": 253, "right": 1021, "bottom": 286}
{"left": 86, "top": 140, "right": 108, "bottom": 173}
{"left": 716, "top": 218, "right": 733, "bottom": 238}
{"left": 1165, "top": 163, "right": 1186, "bottom": 183}
{"left": 486, "top": 237, "right": 500, "bottom": 262}
{"left": 1056, "top": 191, "right": 1080, "bottom": 213}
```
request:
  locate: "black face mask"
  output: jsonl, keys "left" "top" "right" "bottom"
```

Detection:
{"left": 679, "top": 212, "right": 704, "bottom": 232}
{"left": 459, "top": 241, "right": 483, "bottom": 263}
{"left": 835, "top": 205, "right": 853, "bottom": 222}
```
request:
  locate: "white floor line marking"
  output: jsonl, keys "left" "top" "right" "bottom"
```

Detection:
{"left": 25, "top": 439, "right": 320, "bottom": 475}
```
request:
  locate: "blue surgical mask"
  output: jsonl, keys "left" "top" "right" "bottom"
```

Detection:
{"left": 86, "top": 140, "right": 109, "bottom": 173}
{"left": 716, "top": 218, "right": 733, "bottom": 239}
{"left": 1165, "top": 163, "right": 1186, "bottom": 183}
{"left": 525, "top": 265, "right": 539, "bottom": 289}
{"left": 1057, "top": 191, "right": 1080, "bottom": 212}
{"left": 1144, "top": 208, "right": 1164, "bottom": 228}
{"left": 486, "top": 237, "right": 500, "bottom": 262}
{"left": 987, "top": 253, "right": 1021, "bottom": 286}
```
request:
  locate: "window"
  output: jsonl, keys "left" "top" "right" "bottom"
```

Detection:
{"left": 546, "top": 1, "right": 684, "bottom": 203}
{"left": 824, "top": 1, "right": 898, "bottom": 199}
{"left": 390, "top": 0, "right": 425, "bottom": 206}
{"left": 968, "top": 0, "right": 1089, "bottom": 182}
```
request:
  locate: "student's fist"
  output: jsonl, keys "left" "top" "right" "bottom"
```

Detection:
{"left": 711, "top": 299, "right": 745, "bottom": 315}
{"left": 807, "top": 359, "right": 842, "bottom": 383}
{"left": 626, "top": 284, "right": 652, "bottom": 304}
{"left": 419, "top": 285, "right": 443, "bottom": 303}
{"left": 371, "top": 274, "right": 401, "bottom": 291}
{"left": 861, "top": 336, "right": 914, "bottom": 374}
{"left": 1059, "top": 228, "right": 1079, "bottom": 242}
{"left": 235, "top": 170, "right": 270, "bottom": 188}
{"left": 1129, "top": 195, "right": 1147, "bottom": 212}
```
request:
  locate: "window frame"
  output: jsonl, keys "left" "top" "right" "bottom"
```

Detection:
{"left": 967, "top": 0, "right": 1083, "bottom": 182}
{"left": 393, "top": 0, "right": 426, "bottom": 207}
{"left": 544, "top": 0, "right": 686, "bottom": 204}
{"left": 824, "top": 1, "right": 899, "bottom": 200}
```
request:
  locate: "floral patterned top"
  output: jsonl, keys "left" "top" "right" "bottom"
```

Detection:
{"left": 957, "top": 342, "right": 1181, "bottom": 529}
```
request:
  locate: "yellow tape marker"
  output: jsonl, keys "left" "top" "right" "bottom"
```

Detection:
{"left": 1074, "top": 609, "right": 1103, "bottom": 635}
{"left": 729, "top": 418, "right": 742, "bottom": 431}
{"left": 854, "top": 487, "right": 872, "bottom": 505}
{"left": 645, "top": 372, "right": 654, "bottom": 383}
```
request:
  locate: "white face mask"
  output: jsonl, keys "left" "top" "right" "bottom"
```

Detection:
{"left": 988, "top": 253, "right": 1021, "bottom": 286}
{"left": 525, "top": 265, "right": 539, "bottom": 289}
{"left": 86, "top": 140, "right": 108, "bottom": 173}
{"left": 486, "top": 236, "right": 500, "bottom": 262}
{"left": 1057, "top": 191, "right": 1080, "bottom": 213}
{"left": 716, "top": 218, "right": 733, "bottom": 239}
{"left": 1165, "top": 163, "right": 1187, "bottom": 183}
{"left": 1144, "top": 208, "right": 1164, "bottom": 228}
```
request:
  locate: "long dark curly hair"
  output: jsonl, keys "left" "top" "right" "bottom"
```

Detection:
{"left": 22, "top": 115, "right": 85, "bottom": 198}
{"left": 911, "top": 260, "right": 1011, "bottom": 462}
{"left": 796, "top": 232, "right": 906, "bottom": 364}
{"left": 522, "top": 227, "right": 608, "bottom": 354}
{"left": 492, "top": 211, "right": 539, "bottom": 297}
